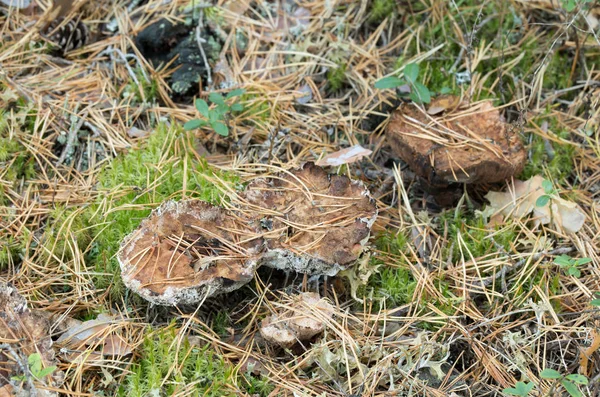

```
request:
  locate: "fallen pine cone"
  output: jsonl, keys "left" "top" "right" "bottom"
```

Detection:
{"left": 43, "top": 17, "right": 89, "bottom": 55}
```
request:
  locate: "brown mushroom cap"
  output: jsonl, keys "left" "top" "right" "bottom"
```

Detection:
{"left": 386, "top": 98, "right": 526, "bottom": 186}
{"left": 118, "top": 200, "right": 261, "bottom": 306}
{"left": 239, "top": 162, "right": 377, "bottom": 276}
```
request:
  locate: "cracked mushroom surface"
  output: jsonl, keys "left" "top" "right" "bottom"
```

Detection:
{"left": 386, "top": 98, "right": 526, "bottom": 186}
{"left": 239, "top": 162, "right": 377, "bottom": 276}
{"left": 118, "top": 199, "right": 261, "bottom": 306}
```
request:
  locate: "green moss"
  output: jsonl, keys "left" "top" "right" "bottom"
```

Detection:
{"left": 368, "top": 0, "right": 396, "bottom": 24}
{"left": 41, "top": 205, "right": 92, "bottom": 262}
{"left": 123, "top": 68, "right": 160, "bottom": 104}
{"left": 327, "top": 64, "right": 347, "bottom": 92}
{"left": 0, "top": 235, "right": 25, "bottom": 269}
{"left": 441, "top": 209, "right": 516, "bottom": 262}
{"left": 117, "top": 326, "right": 273, "bottom": 397}
{"left": 520, "top": 125, "right": 575, "bottom": 181}
{"left": 87, "top": 124, "right": 239, "bottom": 297}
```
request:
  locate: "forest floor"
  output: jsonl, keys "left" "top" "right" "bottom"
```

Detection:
{"left": 1, "top": 0, "right": 600, "bottom": 396}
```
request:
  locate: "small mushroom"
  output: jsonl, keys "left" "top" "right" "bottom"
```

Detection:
{"left": 0, "top": 282, "right": 62, "bottom": 394}
{"left": 239, "top": 162, "right": 377, "bottom": 276}
{"left": 260, "top": 292, "right": 334, "bottom": 348}
{"left": 118, "top": 200, "right": 261, "bottom": 306}
{"left": 386, "top": 98, "right": 526, "bottom": 186}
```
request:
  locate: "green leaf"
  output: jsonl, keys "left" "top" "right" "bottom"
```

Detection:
{"left": 503, "top": 381, "right": 535, "bottom": 396}
{"left": 561, "top": 379, "right": 582, "bottom": 397}
{"left": 214, "top": 103, "right": 229, "bottom": 116}
{"left": 565, "top": 374, "right": 588, "bottom": 385}
{"left": 540, "top": 369, "right": 562, "bottom": 379}
{"left": 410, "top": 81, "right": 431, "bottom": 104}
{"left": 211, "top": 121, "right": 229, "bottom": 136}
{"left": 536, "top": 195, "right": 550, "bottom": 207}
{"left": 208, "top": 92, "right": 225, "bottom": 105}
{"left": 404, "top": 63, "right": 419, "bottom": 83}
{"left": 575, "top": 257, "right": 592, "bottom": 266}
{"left": 374, "top": 76, "right": 405, "bottom": 89}
{"left": 226, "top": 88, "right": 245, "bottom": 99}
{"left": 554, "top": 255, "right": 572, "bottom": 266}
{"left": 231, "top": 103, "right": 244, "bottom": 112}
{"left": 195, "top": 99, "right": 209, "bottom": 117}
{"left": 591, "top": 298, "right": 600, "bottom": 307}
{"left": 541, "top": 179, "right": 554, "bottom": 194}
{"left": 183, "top": 119, "right": 205, "bottom": 131}
{"left": 36, "top": 366, "right": 57, "bottom": 379}
{"left": 28, "top": 353, "right": 42, "bottom": 374}
{"left": 567, "top": 267, "right": 581, "bottom": 278}
{"left": 440, "top": 86, "right": 452, "bottom": 94}
{"left": 564, "top": 0, "right": 577, "bottom": 12}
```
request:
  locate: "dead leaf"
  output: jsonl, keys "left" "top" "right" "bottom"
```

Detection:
{"left": 102, "top": 335, "right": 132, "bottom": 356}
{"left": 315, "top": 145, "right": 372, "bottom": 166}
{"left": 127, "top": 127, "right": 148, "bottom": 139}
{"left": 426, "top": 95, "right": 462, "bottom": 115}
{"left": 0, "top": 385, "right": 13, "bottom": 397}
{"left": 56, "top": 313, "right": 115, "bottom": 347}
{"left": 485, "top": 175, "right": 585, "bottom": 233}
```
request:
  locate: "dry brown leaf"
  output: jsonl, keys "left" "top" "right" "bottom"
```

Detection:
{"left": 315, "top": 145, "right": 372, "bottom": 167}
{"left": 102, "top": 335, "right": 132, "bottom": 357}
{"left": 0, "top": 385, "right": 13, "bottom": 397}
{"left": 485, "top": 175, "right": 585, "bottom": 233}
{"left": 56, "top": 313, "right": 115, "bottom": 348}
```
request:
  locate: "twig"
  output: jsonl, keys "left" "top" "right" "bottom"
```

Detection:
{"left": 195, "top": 25, "right": 212, "bottom": 85}
{"left": 57, "top": 110, "right": 87, "bottom": 165}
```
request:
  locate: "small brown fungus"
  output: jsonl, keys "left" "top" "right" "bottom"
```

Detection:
{"left": 118, "top": 200, "right": 261, "bottom": 306}
{"left": 386, "top": 97, "right": 526, "bottom": 186}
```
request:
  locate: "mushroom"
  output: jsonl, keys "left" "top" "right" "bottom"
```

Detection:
{"left": 239, "top": 162, "right": 377, "bottom": 276}
{"left": 118, "top": 200, "right": 261, "bottom": 306}
{"left": 260, "top": 292, "right": 335, "bottom": 348}
{"left": 386, "top": 97, "right": 526, "bottom": 186}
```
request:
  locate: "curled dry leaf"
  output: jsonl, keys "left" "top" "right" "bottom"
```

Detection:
{"left": 0, "top": 283, "right": 62, "bottom": 393}
{"left": 240, "top": 162, "right": 377, "bottom": 276}
{"left": 485, "top": 175, "right": 585, "bottom": 233}
{"left": 55, "top": 313, "right": 132, "bottom": 358}
{"left": 118, "top": 200, "right": 261, "bottom": 306}
{"left": 260, "top": 292, "right": 335, "bottom": 348}
{"left": 386, "top": 97, "right": 526, "bottom": 185}
{"left": 315, "top": 144, "right": 373, "bottom": 167}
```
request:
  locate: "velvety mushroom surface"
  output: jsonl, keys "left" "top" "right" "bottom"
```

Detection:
{"left": 239, "top": 162, "right": 377, "bottom": 276}
{"left": 386, "top": 98, "right": 526, "bottom": 186}
{"left": 118, "top": 200, "right": 261, "bottom": 306}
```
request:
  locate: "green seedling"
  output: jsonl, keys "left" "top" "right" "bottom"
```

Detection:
{"left": 374, "top": 62, "right": 431, "bottom": 104}
{"left": 553, "top": 255, "right": 592, "bottom": 278}
{"left": 562, "top": 0, "right": 594, "bottom": 12}
{"left": 184, "top": 88, "right": 245, "bottom": 137}
{"left": 535, "top": 179, "right": 558, "bottom": 207}
{"left": 12, "top": 353, "right": 57, "bottom": 382}
{"left": 591, "top": 292, "right": 600, "bottom": 307}
{"left": 503, "top": 381, "right": 535, "bottom": 396}
{"left": 540, "top": 368, "right": 588, "bottom": 397}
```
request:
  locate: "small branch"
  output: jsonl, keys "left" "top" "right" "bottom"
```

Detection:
{"left": 57, "top": 110, "right": 87, "bottom": 165}
{"left": 195, "top": 25, "right": 212, "bottom": 86}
